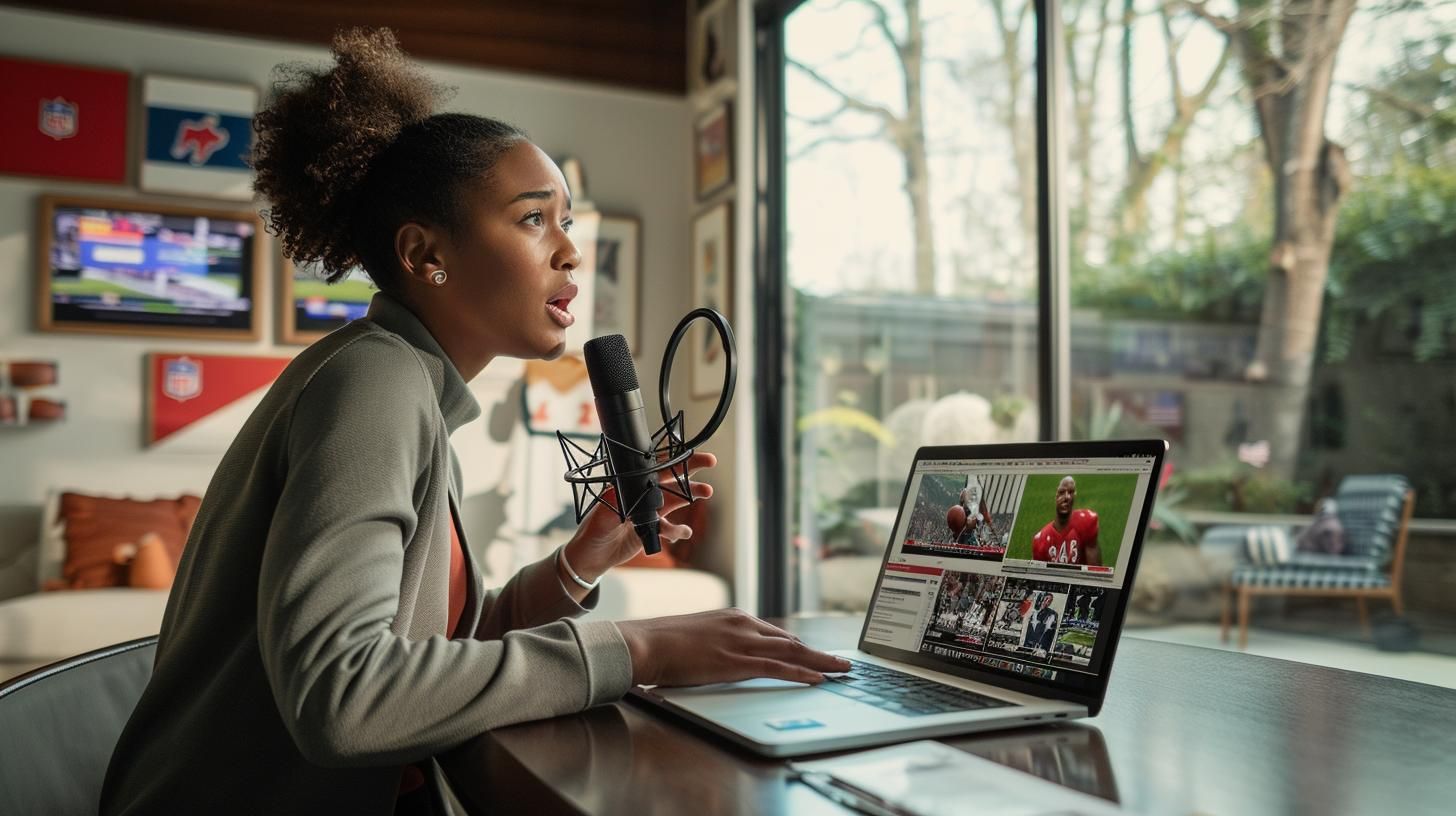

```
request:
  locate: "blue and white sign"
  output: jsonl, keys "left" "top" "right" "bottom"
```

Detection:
{"left": 141, "top": 76, "right": 257, "bottom": 200}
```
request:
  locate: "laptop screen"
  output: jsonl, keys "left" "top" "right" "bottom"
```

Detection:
{"left": 860, "top": 449, "right": 1160, "bottom": 697}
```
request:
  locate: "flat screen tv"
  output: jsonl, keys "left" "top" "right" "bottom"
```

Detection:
{"left": 279, "top": 259, "right": 376, "bottom": 345}
{"left": 37, "top": 195, "right": 262, "bottom": 340}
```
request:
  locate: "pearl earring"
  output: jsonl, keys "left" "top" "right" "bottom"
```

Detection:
{"left": 430, "top": 270, "right": 447, "bottom": 286}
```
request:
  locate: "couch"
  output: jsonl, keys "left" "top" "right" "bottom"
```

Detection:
{"left": 0, "top": 498, "right": 730, "bottom": 681}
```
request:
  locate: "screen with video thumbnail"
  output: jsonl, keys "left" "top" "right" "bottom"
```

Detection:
{"left": 289, "top": 261, "right": 375, "bottom": 338}
{"left": 863, "top": 451, "right": 1156, "bottom": 694}
{"left": 42, "top": 199, "right": 258, "bottom": 334}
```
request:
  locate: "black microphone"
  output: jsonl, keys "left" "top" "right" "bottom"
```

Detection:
{"left": 583, "top": 334, "right": 664, "bottom": 555}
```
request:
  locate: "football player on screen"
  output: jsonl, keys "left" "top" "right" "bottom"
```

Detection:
{"left": 1031, "top": 476, "right": 1101, "bottom": 566}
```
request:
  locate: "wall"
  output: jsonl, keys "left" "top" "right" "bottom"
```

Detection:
{"left": 0, "top": 6, "right": 702, "bottom": 580}
{"left": 678, "top": 0, "right": 759, "bottom": 610}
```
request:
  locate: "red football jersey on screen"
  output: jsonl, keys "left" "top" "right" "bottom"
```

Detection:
{"left": 1032, "top": 509, "right": 1099, "bottom": 564}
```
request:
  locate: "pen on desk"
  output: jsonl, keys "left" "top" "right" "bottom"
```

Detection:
{"left": 792, "top": 770, "right": 905, "bottom": 816}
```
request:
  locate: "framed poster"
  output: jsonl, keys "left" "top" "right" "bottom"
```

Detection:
{"left": 145, "top": 352, "right": 289, "bottom": 449}
{"left": 279, "top": 258, "right": 377, "bottom": 345}
{"left": 37, "top": 195, "right": 263, "bottom": 341}
{"left": 592, "top": 215, "right": 642, "bottom": 354}
{"left": 0, "top": 56, "right": 129, "bottom": 184}
{"left": 140, "top": 75, "right": 257, "bottom": 200}
{"left": 694, "top": 101, "right": 733, "bottom": 200}
{"left": 689, "top": 0, "right": 736, "bottom": 96}
{"left": 690, "top": 203, "right": 733, "bottom": 399}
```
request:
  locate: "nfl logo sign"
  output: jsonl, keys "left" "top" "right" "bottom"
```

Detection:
{"left": 38, "top": 96, "right": 78, "bottom": 141}
{"left": 163, "top": 358, "right": 203, "bottom": 403}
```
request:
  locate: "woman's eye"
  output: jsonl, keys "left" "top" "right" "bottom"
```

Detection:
{"left": 561, "top": 219, "right": 574, "bottom": 234}
{"left": 523, "top": 211, "right": 544, "bottom": 227}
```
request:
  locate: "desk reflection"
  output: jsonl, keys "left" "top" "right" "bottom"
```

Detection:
{"left": 444, "top": 700, "right": 1118, "bottom": 815}
{"left": 946, "top": 725, "right": 1119, "bottom": 804}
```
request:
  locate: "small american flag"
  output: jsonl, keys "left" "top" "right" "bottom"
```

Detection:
{"left": 1145, "top": 391, "right": 1183, "bottom": 426}
{"left": 1238, "top": 440, "right": 1271, "bottom": 468}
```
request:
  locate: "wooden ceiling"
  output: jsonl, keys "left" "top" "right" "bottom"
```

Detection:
{"left": 20, "top": 0, "right": 688, "bottom": 94}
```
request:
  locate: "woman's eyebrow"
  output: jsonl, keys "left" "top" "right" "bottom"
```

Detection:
{"left": 509, "top": 188, "right": 573, "bottom": 209}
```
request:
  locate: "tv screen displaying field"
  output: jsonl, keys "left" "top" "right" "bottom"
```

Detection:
{"left": 288, "top": 261, "right": 375, "bottom": 341}
{"left": 42, "top": 198, "right": 259, "bottom": 336}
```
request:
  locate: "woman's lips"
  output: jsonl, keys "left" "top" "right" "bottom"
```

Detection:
{"left": 546, "top": 282, "right": 578, "bottom": 329}
{"left": 546, "top": 301, "right": 575, "bottom": 328}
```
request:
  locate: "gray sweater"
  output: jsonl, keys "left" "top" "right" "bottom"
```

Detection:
{"left": 101, "top": 294, "right": 633, "bottom": 815}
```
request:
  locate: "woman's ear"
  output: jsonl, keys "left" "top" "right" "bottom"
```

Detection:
{"left": 395, "top": 222, "right": 447, "bottom": 287}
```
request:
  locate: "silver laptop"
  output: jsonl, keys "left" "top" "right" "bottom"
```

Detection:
{"left": 631, "top": 439, "right": 1167, "bottom": 757}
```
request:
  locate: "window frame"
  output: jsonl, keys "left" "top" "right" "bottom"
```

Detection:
{"left": 753, "top": 0, "right": 1072, "bottom": 617}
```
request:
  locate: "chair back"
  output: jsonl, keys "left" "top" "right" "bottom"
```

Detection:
{"left": 1333, "top": 475, "right": 1411, "bottom": 565}
{"left": 0, "top": 636, "right": 157, "bottom": 815}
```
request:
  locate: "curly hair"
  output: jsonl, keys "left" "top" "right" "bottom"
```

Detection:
{"left": 251, "top": 28, "right": 527, "bottom": 289}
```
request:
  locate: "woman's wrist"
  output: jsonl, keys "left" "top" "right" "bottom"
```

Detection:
{"left": 560, "top": 540, "right": 607, "bottom": 587}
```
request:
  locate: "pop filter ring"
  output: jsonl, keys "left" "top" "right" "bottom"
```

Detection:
{"left": 658, "top": 307, "right": 736, "bottom": 452}
{"left": 558, "top": 308, "right": 735, "bottom": 522}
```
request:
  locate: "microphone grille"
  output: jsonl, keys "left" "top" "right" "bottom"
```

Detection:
{"left": 583, "top": 334, "right": 640, "bottom": 396}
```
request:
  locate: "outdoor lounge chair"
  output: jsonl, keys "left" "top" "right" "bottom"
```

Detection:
{"left": 1203, "top": 475, "right": 1415, "bottom": 649}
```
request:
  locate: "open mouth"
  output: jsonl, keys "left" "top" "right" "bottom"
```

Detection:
{"left": 546, "top": 283, "right": 578, "bottom": 328}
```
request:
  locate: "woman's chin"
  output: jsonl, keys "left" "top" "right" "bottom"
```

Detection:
{"left": 539, "top": 340, "right": 568, "bottom": 361}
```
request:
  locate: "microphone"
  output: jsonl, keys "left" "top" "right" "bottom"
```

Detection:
{"left": 583, "top": 334, "right": 664, "bottom": 555}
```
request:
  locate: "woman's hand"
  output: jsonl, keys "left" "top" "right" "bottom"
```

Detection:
{"left": 616, "top": 609, "right": 852, "bottom": 686}
{"left": 561, "top": 451, "right": 717, "bottom": 584}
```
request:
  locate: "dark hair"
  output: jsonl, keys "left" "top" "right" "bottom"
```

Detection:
{"left": 251, "top": 28, "right": 528, "bottom": 289}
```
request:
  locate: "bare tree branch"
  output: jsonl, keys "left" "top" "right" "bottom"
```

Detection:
{"left": 788, "top": 132, "right": 885, "bottom": 162}
{"left": 1342, "top": 82, "right": 1440, "bottom": 120}
{"left": 787, "top": 58, "right": 902, "bottom": 125}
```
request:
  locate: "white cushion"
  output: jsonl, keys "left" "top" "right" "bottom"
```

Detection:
{"left": 37, "top": 490, "right": 65, "bottom": 587}
{"left": 0, "top": 589, "right": 169, "bottom": 660}
{"left": 582, "top": 568, "right": 731, "bottom": 621}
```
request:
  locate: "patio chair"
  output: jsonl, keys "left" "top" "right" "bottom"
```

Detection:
{"left": 1207, "top": 475, "right": 1415, "bottom": 649}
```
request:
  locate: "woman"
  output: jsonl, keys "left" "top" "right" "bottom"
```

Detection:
{"left": 101, "top": 29, "right": 847, "bottom": 816}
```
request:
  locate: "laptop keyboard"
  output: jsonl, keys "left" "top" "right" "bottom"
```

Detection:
{"left": 821, "top": 660, "right": 1012, "bottom": 717}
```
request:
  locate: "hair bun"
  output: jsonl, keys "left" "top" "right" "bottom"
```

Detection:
{"left": 252, "top": 27, "right": 454, "bottom": 277}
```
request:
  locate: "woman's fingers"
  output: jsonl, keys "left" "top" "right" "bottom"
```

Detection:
{"left": 659, "top": 520, "right": 693, "bottom": 543}
{"left": 745, "top": 658, "right": 829, "bottom": 686}
{"left": 756, "top": 633, "right": 852, "bottom": 673}
{"left": 660, "top": 481, "right": 712, "bottom": 515}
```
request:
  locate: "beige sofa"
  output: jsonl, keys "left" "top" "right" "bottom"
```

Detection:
{"left": 0, "top": 501, "right": 729, "bottom": 681}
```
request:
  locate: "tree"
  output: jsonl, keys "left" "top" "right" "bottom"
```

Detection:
{"left": 790, "top": 0, "right": 937, "bottom": 293}
{"left": 1110, "top": 1, "right": 1231, "bottom": 262}
{"left": 1184, "top": 0, "right": 1360, "bottom": 475}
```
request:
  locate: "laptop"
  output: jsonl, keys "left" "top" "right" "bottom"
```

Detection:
{"left": 631, "top": 439, "right": 1167, "bottom": 757}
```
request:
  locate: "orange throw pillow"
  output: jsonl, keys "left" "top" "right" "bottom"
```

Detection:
{"left": 53, "top": 493, "right": 200, "bottom": 589}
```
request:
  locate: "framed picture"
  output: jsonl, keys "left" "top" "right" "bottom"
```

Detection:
{"left": 279, "top": 258, "right": 377, "bottom": 345}
{"left": 592, "top": 215, "right": 642, "bottom": 353}
{"left": 691, "top": 203, "right": 733, "bottom": 399}
{"left": 145, "top": 352, "right": 289, "bottom": 449}
{"left": 0, "top": 56, "right": 129, "bottom": 184}
{"left": 695, "top": 101, "right": 733, "bottom": 200}
{"left": 690, "top": 0, "right": 737, "bottom": 95}
{"left": 140, "top": 75, "right": 257, "bottom": 200}
{"left": 36, "top": 195, "right": 263, "bottom": 341}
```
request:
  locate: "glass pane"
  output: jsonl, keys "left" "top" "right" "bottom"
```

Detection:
{"left": 1065, "top": 0, "right": 1456, "bottom": 683}
{"left": 784, "top": 0, "right": 1041, "bottom": 614}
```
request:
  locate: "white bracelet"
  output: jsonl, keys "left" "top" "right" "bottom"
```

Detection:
{"left": 558, "top": 545, "right": 600, "bottom": 591}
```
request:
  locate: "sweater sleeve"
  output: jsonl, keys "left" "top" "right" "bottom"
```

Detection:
{"left": 254, "top": 336, "right": 633, "bottom": 769}
{"left": 473, "top": 551, "right": 604, "bottom": 641}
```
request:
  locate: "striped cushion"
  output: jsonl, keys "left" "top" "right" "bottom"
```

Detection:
{"left": 1231, "top": 566, "right": 1392, "bottom": 590}
{"left": 1333, "top": 475, "right": 1409, "bottom": 564}
{"left": 1244, "top": 526, "right": 1293, "bottom": 565}
{"left": 1286, "top": 552, "right": 1381, "bottom": 572}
